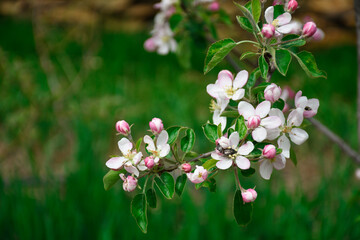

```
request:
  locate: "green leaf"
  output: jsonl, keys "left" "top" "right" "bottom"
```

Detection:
{"left": 234, "top": 2, "right": 260, "bottom": 33}
{"left": 204, "top": 38, "right": 237, "bottom": 74}
{"left": 167, "top": 126, "right": 182, "bottom": 145}
{"left": 281, "top": 34, "right": 306, "bottom": 48}
{"left": 202, "top": 123, "right": 219, "bottom": 143}
{"left": 195, "top": 178, "right": 216, "bottom": 192}
{"left": 202, "top": 159, "right": 217, "bottom": 170}
{"left": 103, "top": 170, "right": 123, "bottom": 191}
{"left": 175, "top": 174, "right": 187, "bottom": 197}
{"left": 273, "top": 99, "right": 285, "bottom": 111}
{"left": 185, "top": 151, "right": 198, "bottom": 158}
{"left": 275, "top": 49, "right": 292, "bottom": 76}
{"left": 169, "top": 13, "right": 183, "bottom": 31}
{"left": 245, "top": 68, "right": 260, "bottom": 89}
{"left": 131, "top": 193, "right": 148, "bottom": 233}
{"left": 154, "top": 172, "right": 175, "bottom": 199}
{"left": 236, "top": 16, "right": 253, "bottom": 33}
{"left": 220, "top": 110, "right": 240, "bottom": 118}
{"left": 291, "top": 51, "right": 327, "bottom": 78}
{"left": 273, "top": 5, "right": 285, "bottom": 19}
{"left": 146, "top": 188, "right": 157, "bottom": 208}
{"left": 181, "top": 128, "right": 196, "bottom": 153}
{"left": 259, "top": 55, "right": 269, "bottom": 79}
{"left": 240, "top": 51, "right": 259, "bottom": 61}
{"left": 290, "top": 148, "right": 297, "bottom": 166}
{"left": 233, "top": 190, "right": 253, "bottom": 226}
{"left": 217, "top": 123, "right": 223, "bottom": 138}
{"left": 240, "top": 168, "right": 255, "bottom": 177}
{"left": 235, "top": 116, "right": 248, "bottom": 139}
{"left": 251, "top": 0, "right": 261, "bottom": 23}
{"left": 136, "top": 138, "right": 142, "bottom": 152}
{"left": 252, "top": 82, "right": 271, "bottom": 94}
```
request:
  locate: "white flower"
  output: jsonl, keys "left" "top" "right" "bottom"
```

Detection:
{"left": 187, "top": 166, "right": 208, "bottom": 183}
{"left": 210, "top": 98, "right": 228, "bottom": 131}
{"left": 266, "top": 108, "right": 309, "bottom": 158}
{"left": 144, "top": 130, "right": 171, "bottom": 164}
{"left": 152, "top": 23, "right": 177, "bottom": 55}
{"left": 211, "top": 132, "right": 254, "bottom": 170}
{"left": 295, "top": 91, "right": 320, "bottom": 118}
{"left": 105, "top": 138, "right": 143, "bottom": 177}
{"left": 238, "top": 101, "right": 282, "bottom": 142}
{"left": 207, "top": 70, "right": 248, "bottom": 101}
{"left": 154, "top": 0, "right": 178, "bottom": 11}
{"left": 265, "top": 6, "right": 293, "bottom": 35}
{"left": 259, "top": 153, "right": 286, "bottom": 180}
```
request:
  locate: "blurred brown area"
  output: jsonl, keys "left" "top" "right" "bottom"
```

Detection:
{"left": 0, "top": 0, "right": 356, "bottom": 45}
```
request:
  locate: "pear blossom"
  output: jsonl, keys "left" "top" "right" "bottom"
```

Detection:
{"left": 144, "top": 130, "right": 170, "bottom": 165}
{"left": 265, "top": 6, "right": 293, "bottom": 35}
{"left": 120, "top": 174, "right": 138, "bottom": 192}
{"left": 105, "top": 138, "right": 145, "bottom": 176}
{"left": 266, "top": 108, "right": 309, "bottom": 158}
{"left": 207, "top": 70, "right": 248, "bottom": 101}
{"left": 211, "top": 132, "right": 254, "bottom": 170}
{"left": 187, "top": 165, "right": 208, "bottom": 183}
{"left": 242, "top": 188, "right": 257, "bottom": 203}
{"left": 116, "top": 120, "right": 130, "bottom": 135}
{"left": 295, "top": 91, "right": 320, "bottom": 118}
{"left": 210, "top": 98, "right": 228, "bottom": 131}
{"left": 238, "top": 101, "right": 282, "bottom": 142}
{"left": 259, "top": 153, "right": 286, "bottom": 180}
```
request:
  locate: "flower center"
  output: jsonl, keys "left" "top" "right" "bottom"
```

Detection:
{"left": 281, "top": 125, "right": 292, "bottom": 133}
{"left": 209, "top": 99, "right": 220, "bottom": 112}
{"left": 162, "top": 35, "right": 170, "bottom": 43}
{"left": 225, "top": 86, "right": 235, "bottom": 97}
{"left": 272, "top": 19, "right": 279, "bottom": 27}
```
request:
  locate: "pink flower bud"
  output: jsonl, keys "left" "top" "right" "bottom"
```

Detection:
{"left": 242, "top": 188, "right": 257, "bottom": 203}
{"left": 263, "top": 144, "right": 276, "bottom": 159}
{"left": 312, "top": 28, "right": 325, "bottom": 41}
{"left": 208, "top": 1, "right": 220, "bottom": 11}
{"left": 149, "top": 118, "right": 164, "bottom": 134}
{"left": 302, "top": 22, "right": 317, "bottom": 38}
{"left": 272, "top": 0, "right": 283, "bottom": 6}
{"left": 120, "top": 174, "right": 138, "bottom": 192}
{"left": 262, "top": 24, "right": 275, "bottom": 39}
{"left": 247, "top": 115, "right": 261, "bottom": 129}
{"left": 144, "top": 38, "right": 156, "bottom": 52}
{"left": 181, "top": 163, "right": 192, "bottom": 173}
{"left": 144, "top": 156, "right": 155, "bottom": 169}
{"left": 264, "top": 83, "right": 282, "bottom": 103}
{"left": 287, "top": 0, "right": 298, "bottom": 12}
{"left": 116, "top": 120, "right": 130, "bottom": 135}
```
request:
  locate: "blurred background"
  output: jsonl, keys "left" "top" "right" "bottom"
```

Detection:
{"left": 0, "top": 0, "right": 360, "bottom": 239}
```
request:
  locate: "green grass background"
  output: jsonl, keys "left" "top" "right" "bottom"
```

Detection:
{"left": 0, "top": 16, "right": 360, "bottom": 239}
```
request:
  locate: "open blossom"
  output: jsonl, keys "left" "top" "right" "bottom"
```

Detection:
{"left": 187, "top": 165, "right": 208, "bottom": 183}
{"left": 264, "top": 83, "right": 282, "bottom": 103}
{"left": 152, "top": 23, "right": 177, "bottom": 55}
{"left": 149, "top": 118, "right": 164, "bottom": 134}
{"left": 154, "top": 0, "right": 178, "bottom": 12}
{"left": 211, "top": 132, "right": 254, "bottom": 170}
{"left": 105, "top": 138, "right": 145, "bottom": 176}
{"left": 120, "top": 174, "right": 138, "bottom": 192}
{"left": 210, "top": 98, "right": 228, "bottom": 131}
{"left": 259, "top": 153, "right": 286, "bottom": 180}
{"left": 265, "top": 6, "right": 293, "bottom": 35}
{"left": 267, "top": 108, "right": 309, "bottom": 158}
{"left": 207, "top": 70, "right": 248, "bottom": 101}
{"left": 144, "top": 130, "right": 170, "bottom": 165}
{"left": 238, "top": 101, "right": 282, "bottom": 142}
{"left": 242, "top": 189, "right": 257, "bottom": 203}
{"left": 295, "top": 91, "right": 320, "bottom": 118}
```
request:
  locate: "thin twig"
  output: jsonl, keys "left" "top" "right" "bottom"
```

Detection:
{"left": 187, "top": 151, "right": 213, "bottom": 162}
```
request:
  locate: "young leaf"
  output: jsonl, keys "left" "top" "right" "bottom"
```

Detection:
{"left": 131, "top": 193, "right": 148, "bottom": 233}
{"left": 259, "top": 55, "right": 269, "bottom": 79}
{"left": 202, "top": 123, "right": 218, "bottom": 143}
{"left": 154, "top": 172, "right": 175, "bottom": 199}
{"left": 291, "top": 51, "right": 327, "bottom": 78}
{"left": 275, "top": 49, "right": 292, "bottom": 76}
{"left": 217, "top": 123, "right": 223, "bottom": 138}
{"left": 240, "top": 168, "right": 256, "bottom": 177}
{"left": 167, "top": 126, "right": 182, "bottom": 145}
{"left": 181, "top": 128, "right": 196, "bottom": 153}
{"left": 103, "top": 170, "right": 123, "bottom": 191}
{"left": 281, "top": 34, "right": 306, "bottom": 48}
{"left": 240, "top": 51, "right": 259, "bottom": 61}
{"left": 195, "top": 178, "right": 216, "bottom": 192}
{"left": 204, "top": 38, "right": 237, "bottom": 74}
{"left": 234, "top": 2, "right": 260, "bottom": 33}
{"left": 290, "top": 148, "right": 297, "bottom": 166}
{"left": 136, "top": 138, "right": 142, "bottom": 152}
{"left": 252, "top": 82, "right": 271, "bottom": 94}
{"left": 235, "top": 116, "right": 248, "bottom": 140}
{"left": 146, "top": 188, "right": 157, "bottom": 208}
{"left": 233, "top": 190, "right": 253, "bottom": 226}
{"left": 202, "top": 159, "right": 217, "bottom": 170}
{"left": 251, "top": 0, "right": 261, "bottom": 23}
{"left": 220, "top": 111, "right": 240, "bottom": 118}
{"left": 236, "top": 16, "right": 253, "bottom": 33}
{"left": 175, "top": 174, "right": 187, "bottom": 197}
{"left": 245, "top": 68, "right": 260, "bottom": 89}
{"left": 272, "top": 99, "right": 285, "bottom": 111}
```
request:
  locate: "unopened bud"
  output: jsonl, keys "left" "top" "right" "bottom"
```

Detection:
{"left": 272, "top": 0, "right": 283, "bottom": 6}
{"left": 120, "top": 174, "right": 138, "bottom": 192}
{"left": 263, "top": 144, "right": 276, "bottom": 159}
{"left": 116, "top": 120, "right": 130, "bottom": 135}
{"left": 149, "top": 118, "right": 164, "bottom": 134}
{"left": 242, "top": 188, "right": 257, "bottom": 203}
{"left": 208, "top": 1, "right": 220, "bottom": 11}
{"left": 262, "top": 24, "right": 275, "bottom": 39}
{"left": 181, "top": 163, "right": 192, "bottom": 173}
{"left": 144, "top": 38, "right": 156, "bottom": 52}
{"left": 247, "top": 115, "right": 261, "bottom": 129}
{"left": 287, "top": 0, "right": 298, "bottom": 12}
{"left": 144, "top": 156, "right": 155, "bottom": 169}
{"left": 302, "top": 22, "right": 317, "bottom": 38}
{"left": 264, "top": 83, "right": 282, "bottom": 103}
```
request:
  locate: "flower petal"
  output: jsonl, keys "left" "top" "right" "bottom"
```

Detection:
{"left": 159, "top": 144, "right": 171, "bottom": 157}
{"left": 133, "top": 152, "right": 143, "bottom": 165}
{"left": 216, "top": 159, "right": 233, "bottom": 170}
{"left": 218, "top": 70, "right": 234, "bottom": 81}
{"left": 207, "top": 83, "right": 221, "bottom": 98}
{"left": 266, "top": 128, "right": 281, "bottom": 140}
{"left": 277, "top": 12, "right": 291, "bottom": 25}
{"left": 106, "top": 157, "right": 127, "bottom": 170}
{"left": 261, "top": 116, "right": 282, "bottom": 129}
{"left": 233, "top": 70, "right": 248, "bottom": 89}
{"left": 289, "top": 128, "right": 309, "bottom": 145}
{"left": 144, "top": 135, "right": 156, "bottom": 151}
{"left": 232, "top": 89, "right": 245, "bottom": 101}
{"left": 277, "top": 24, "right": 294, "bottom": 34}
{"left": 211, "top": 152, "right": 228, "bottom": 161}
{"left": 238, "top": 101, "right": 255, "bottom": 120}
{"left": 287, "top": 108, "right": 304, "bottom": 127}
{"left": 259, "top": 159, "right": 273, "bottom": 180}
{"left": 238, "top": 141, "right": 254, "bottom": 155}
{"left": 269, "top": 108, "right": 285, "bottom": 125}
{"left": 217, "top": 74, "right": 232, "bottom": 88}
{"left": 252, "top": 126, "right": 267, "bottom": 142}
{"left": 125, "top": 165, "right": 139, "bottom": 177}
{"left": 235, "top": 156, "right": 251, "bottom": 170}
{"left": 213, "top": 111, "right": 227, "bottom": 131}
{"left": 255, "top": 101, "right": 271, "bottom": 118}
{"left": 118, "top": 138, "right": 133, "bottom": 155}
{"left": 229, "top": 132, "right": 240, "bottom": 147}
{"left": 273, "top": 154, "right": 286, "bottom": 170}
{"left": 278, "top": 135, "right": 290, "bottom": 158}
{"left": 157, "top": 130, "right": 169, "bottom": 146}
{"left": 265, "top": 6, "right": 274, "bottom": 24}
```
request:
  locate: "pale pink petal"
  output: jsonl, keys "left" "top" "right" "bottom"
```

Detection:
{"left": 266, "top": 128, "right": 281, "bottom": 140}
{"left": 261, "top": 116, "right": 282, "bottom": 129}
{"left": 235, "top": 156, "right": 251, "bottom": 170}
{"left": 119, "top": 173, "right": 126, "bottom": 181}
{"left": 277, "top": 24, "right": 294, "bottom": 34}
{"left": 217, "top": 75, "right": 232, "bottom": 88}
{"left": 294, "top": 90, "right": 302, "bottom": 105}
{"left": 207, "top": 84, "right": 220, "bottom": 98}
{"left": 289, "top": 128, "right": 309, "bottom": 145}
{"left": 218, "top": 70, "right": 234, "bottom": 81}
{"left": 255, "top": 101, "right": 271, "bottom": 118}
{"left": 211, "top": 152, "right": 229, "bottom": 161}
{"left": 157, "top": 130, "right": 169, "bottom": 146}
{"left": 138, "top": 160, "right": 148, "bottom": 171}
{"left": 233, "top": 70, "right": 248, "bottom": 89}
{"left": 265, "top": 6, "right": 274, "bottom": 24}
{"left": 232, "top": 89, "right": 245, "bottom": 101}
{"left": 106, "top": 157, "right": 127, "bottom": 170}
{"left": 252, "top": 126, "right": 267, "bottom": 142}
{"left": 278, "top": 135, "right": 290, "bottom": 158}
{"left": 125, "top": 165, "right": 139, "bottom": 177}
{"left": 159, "top": 144, "right": 170, "bottom": 157}
{"left": 229, "top": 132, "right": 240, "bottom": 147}
{"left": 273, "top": 154, "right": 286, "bottom": 170}
{"left": 144, "top": 135, "right": 156, "bottom": 151}
{"left": 213, "top": 110, "right": 227, "bottom": 131}
{"left": 269, "top": 108, "right": 285, "bottom": 125}
{"left": 133, "top": 152, "right": 143, "bottom": 165}
{"left": 238, "top": 141, "right": 254, "bottom": 155}
{"left": 259, "top": 159, "right": 273, "bottom": 180}
{"left": 238, "top": 101, "right": 255, "bottom": 120}
{"left": 276, "top": 12, "right": 292, "bottom": 25}
{"left": 287, "top": 108, "right": 304, "bottom": 127}
{"left": 118, "top": 138, "right": 133, "bottom": 155}
{"left": 216, "top": 159, "right": 233, "bottom": 170}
